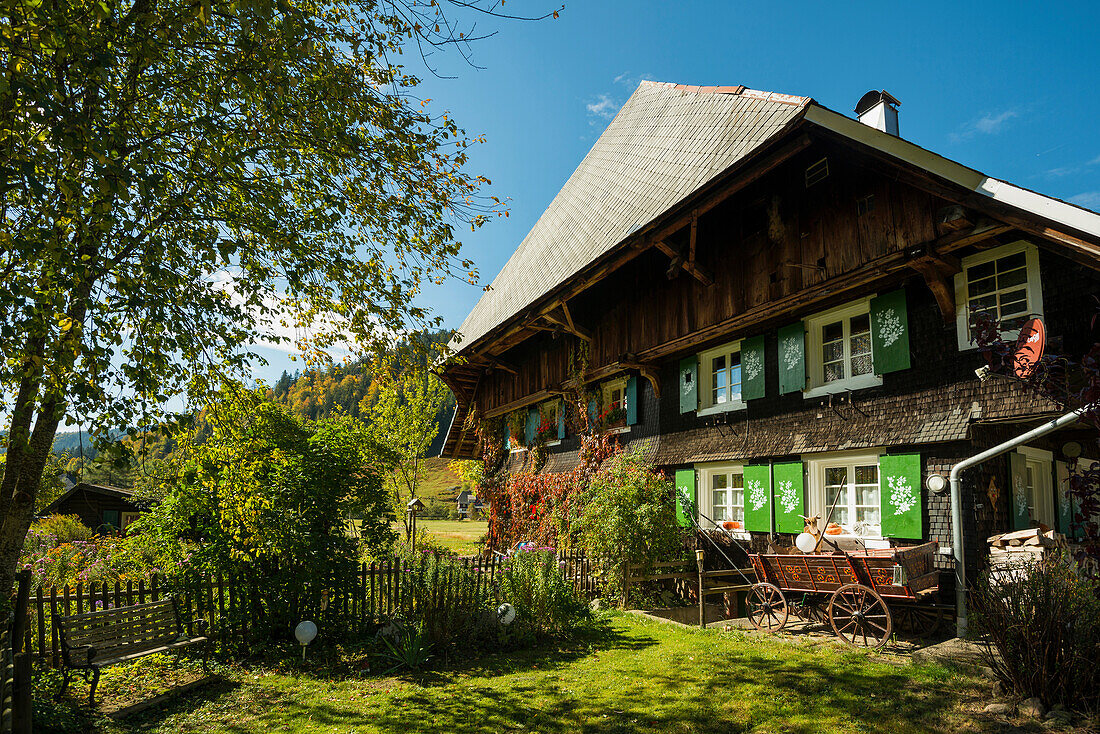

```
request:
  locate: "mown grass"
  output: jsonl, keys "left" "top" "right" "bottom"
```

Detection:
{"left": 88, "top": 612, "right": 1004, "bottom": 734}
{"left": 417, "top": 519, "right": 487, "bottom": 554}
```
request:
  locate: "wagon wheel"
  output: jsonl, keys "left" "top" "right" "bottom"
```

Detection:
{"left": 791, "top": 595, "right": 827, "bottom": 624}
{"left": 828, "top": 583, "right": 893, "bottom": 649}
{"left": 893, "top": 604, "right": 943, "bottom": 638}
{"left": 747, "top": 583, "right": 789, "bottom": 633}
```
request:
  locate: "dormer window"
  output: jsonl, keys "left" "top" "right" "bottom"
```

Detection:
{"left": 954, "top": 241, "right": 1043, "bottom": 350}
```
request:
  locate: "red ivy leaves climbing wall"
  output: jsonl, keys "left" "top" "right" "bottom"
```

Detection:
{"left": 480, "top": 431, "right": 621, "bottom": 550}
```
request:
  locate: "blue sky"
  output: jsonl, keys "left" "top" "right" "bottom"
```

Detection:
{"left": 253, "top": 0, "right": 1100, "bottom": 383}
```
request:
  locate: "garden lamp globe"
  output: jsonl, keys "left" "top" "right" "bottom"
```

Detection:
{"left": 795, "top": 532, "right": 818, "bottom": 554}
{"left": 295, "top": 620, "right": 318, "bottom": 661}
{"left": 497, "top": 603, "right": 516, "bottom": 626}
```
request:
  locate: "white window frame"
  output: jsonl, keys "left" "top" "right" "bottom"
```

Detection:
{"left": 601, "top": 377, "right": 629, "bottom": 430}
{"left": 539, "top": 399, "right": 561, "bottom": 447}
{"left": 698, "top": 339, "right": 747, "bottom": 416}
{"left": 696, "top": 463, "right": 748, "bottom": 538}
{"left": 806, "top": 451, "right": 884, "bottom": 540}
{"left": 954, "top": 240, "right": 1044, "bottom": 351}
{"left": 804, "top": 298, "right": 882, "bottom": 399}
{"left": 1018, "top": 446, "right": 1054, "bottom": 528}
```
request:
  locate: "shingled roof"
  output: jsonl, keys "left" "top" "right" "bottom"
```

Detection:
{"left": 451, "top": 81, "right": 1100, "bottom": 357}
{"left": 453, "top": 82, "right": 810, "bottom": 350}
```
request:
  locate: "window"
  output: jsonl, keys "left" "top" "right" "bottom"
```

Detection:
{"left": 101, "top": 509, "right": 120, "bottom": 530}
{"left": 601, "top": 378, "right": 628, "bottom": 430}
{"left": 698, "top": 464, "right": 746, "bottom": 533}
{"left": 1019, "top": 446, "right": 1054, "bottom": 528}
{"left": 807, "top": 453, "right": 882, "bottom": 538}
{"left": 122, "top": 512, "right": 142, "bottom": 531}
{"left": 804, "top": 299, "right": 882, "bottom": 397}
{"left": 954, "top": 241, "right": 1043, "bottom": 350}
{"left": 699, "top": 340, "right": 745, "bottom": 415}
{"left": 539, "top": 400, "right": 561, "bottom": 444}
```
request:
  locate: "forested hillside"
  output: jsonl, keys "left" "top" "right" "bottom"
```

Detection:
{"left": 267, "top": 330, "right": 456, "bottom": 456}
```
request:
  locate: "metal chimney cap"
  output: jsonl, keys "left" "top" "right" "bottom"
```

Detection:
{"left": 854, "top": 90, "right": 901, "bottom": 116}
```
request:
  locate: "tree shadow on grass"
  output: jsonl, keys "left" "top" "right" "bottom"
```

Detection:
{"left": 118, "top": 624, "right": 1010, "bottom": 734}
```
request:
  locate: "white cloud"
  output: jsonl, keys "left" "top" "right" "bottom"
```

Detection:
{"left": 1070, "top": 191, "right": 1100, "bottom": 211}
{"left": 949, "top": 108, "right": 1019, "bottom": 143}
{"left": 585, "top": 93, "right": 617, "bottom": 121}
{"left": 208, "top": 270, "right": 354, "bottom": 357}
{"left": 974, "top": 109, "right": 1018, "bottom": 134}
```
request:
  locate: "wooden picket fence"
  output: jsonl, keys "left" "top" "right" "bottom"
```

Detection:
{"left": 22, "top": 550, "right": 602, "bottom": 668}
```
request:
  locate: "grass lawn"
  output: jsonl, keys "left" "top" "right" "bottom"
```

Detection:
{"left": 416, "top": 519, "right": 487, "bottom": 554}
{"left": 92, "top": 612, "right": 1009, "bottom": 734}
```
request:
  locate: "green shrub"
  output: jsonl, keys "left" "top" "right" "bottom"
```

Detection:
{"left": 971, "top": 552, "right": 1100, "bottom": 711}
{"left": 497, "top": 549, "right": 588, "bottom": 641}
{"left": 32, "top": 515, "right": 94, "bottom": 544}
{"left": 33, "top": 666, "right": 91, "bottom": 734}
{"left": 574, "top": 450, "right": 684, "bottom": 601}
{"left": 420, "top": 502, "right": 450, "bottom": 520}
{"left": 398, "top": 553, "right": 491, "bottom": 650}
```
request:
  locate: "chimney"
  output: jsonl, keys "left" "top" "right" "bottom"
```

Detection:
{"left": 854, "top": 90, "right": 900, "bottom": 136}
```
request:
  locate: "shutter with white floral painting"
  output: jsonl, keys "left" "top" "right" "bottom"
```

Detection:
{"left": 1009, "top": 452, "right": 1030, "bottom": 531}
{"left": 777, "top": 322, "right": 805, "bottom": 395}
{"left": 742, "top": 464, "right": 772, "bottom": 533}
{"left": 674, "top": 469, "right": 696, "bottom": 528}
{"left": 771, "top": 461, "right": 805, "bottom": 534}
{"left": 741, "top": 335, "right": 766, "bottom": 400}
{"left": 869, "top": 289, "right": 911, "bottom": 374}
{"left": 879, "top": 453, "right": 923, "bottom": 539}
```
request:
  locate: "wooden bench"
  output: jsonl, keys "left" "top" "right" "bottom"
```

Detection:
{"left": 58, "top": 597, "right": 209, "bottom": 704}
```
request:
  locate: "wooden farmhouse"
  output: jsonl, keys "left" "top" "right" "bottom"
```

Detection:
{"left": 438, "top": 82, "right": 1100, "bottom": 601}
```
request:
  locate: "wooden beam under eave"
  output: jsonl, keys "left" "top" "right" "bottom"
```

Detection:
{"left": 909, "top": 260, "right": 956, "bottom": 322}
{"left": 483, "top": 389, "right": 555, "bottom": 419}
{"left": 655, "top": 239, "right": 714, "bottom": 285}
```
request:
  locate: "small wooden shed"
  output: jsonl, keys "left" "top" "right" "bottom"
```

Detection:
{"left": 41, "top": 483, "right": 148, "bottom": 532}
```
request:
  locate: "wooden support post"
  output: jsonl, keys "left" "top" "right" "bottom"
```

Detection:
{"left": 696, "top": 550, "right": 706, "bottom": 629}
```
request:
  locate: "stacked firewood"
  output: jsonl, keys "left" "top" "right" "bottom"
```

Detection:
{"left": 987, "top": 528, "right": 1068, "bottom": 583}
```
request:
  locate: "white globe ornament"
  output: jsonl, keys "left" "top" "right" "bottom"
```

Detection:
{"left": 795, "top": 532, "right": 818, "bottom": 554}
{"left": 294, "top": 620, "right": 318, "bottom": 662}
{"left": 497, "top": 603, "right": 516, "bottom": 626}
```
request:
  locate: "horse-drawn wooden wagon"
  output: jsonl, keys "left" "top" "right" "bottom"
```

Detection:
{"left": 746, "top": 541, "right": 945, "bottom": 649}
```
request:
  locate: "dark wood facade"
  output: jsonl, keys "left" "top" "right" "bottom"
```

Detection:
{"left": 440, "top": 95, "right": 1100, "bottom": 597}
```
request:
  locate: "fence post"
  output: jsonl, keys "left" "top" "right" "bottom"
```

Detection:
{"left": 12, "top": 569, "right": 32, "bottom": 734}
{"left": 695, "top": 549, "right": 706, "bottom": 629}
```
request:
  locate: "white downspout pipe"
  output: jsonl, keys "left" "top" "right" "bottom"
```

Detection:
{"left": 948, "top": 403, "right": 1093, "bottom": 637}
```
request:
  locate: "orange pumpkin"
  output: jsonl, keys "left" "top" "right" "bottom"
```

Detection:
{"left": 722, "top": 520, "right": 742, "bottom": 530}
{"left": 825, "top": 523, "right": 844, "bottom": 535}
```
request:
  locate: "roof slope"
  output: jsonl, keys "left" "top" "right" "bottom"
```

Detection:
{"left": 454, "top": 82, "right": 809, "bottom": 350}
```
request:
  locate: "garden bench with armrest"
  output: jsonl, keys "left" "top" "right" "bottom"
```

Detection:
{"left": 57, "top": 596, "right": 209, "bottom": 705}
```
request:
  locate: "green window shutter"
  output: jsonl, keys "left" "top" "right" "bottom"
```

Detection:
{"left": 504, "top": 424, "right": 511, "bottom": 448}
{"left": 1055, "top": 463, "right": 1081, "bottom": 539}
{"left": 587, "top": 398, "right": 598, "bottom": 432}
{"left": 679, "top": 356, "right": 698, "bottom": 413}
{"left": 777, "top": 322, "right": 805, "bottom": 395}
{"left": 772, "top": 461, "right": 805, "bottom": 534}
{"left": 743, "top": 464, "right": 773, "bottom": 533}
{"left": 1009, "top": 452, "right": 1030, "bottom": 530}
{"left": 102, "top": 509, "right": 120, "bottom": 529}
{"left": 557, "top": 398, "right": 566, "bottom": 440}
{"left": 626, "top": 376, "right": 639, "bottom": 425}
{"left": 741, "top": 335, "right": 766, "bottom": 400}
{"left": 525, "top": 407, "right": 538, "bottom": 444}
{"left": 870, "top": 288, "right": 911, "bottom": 374}
{"left": 880, "top": 453, "right": 923, "bottom": 539}
{"left": 674, "top": 469, "right": 696, "bottom": 528}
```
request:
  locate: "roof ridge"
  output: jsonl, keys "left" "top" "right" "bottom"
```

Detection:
{"left": 639, "top": 80, "right": 810, "bottom": 107}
